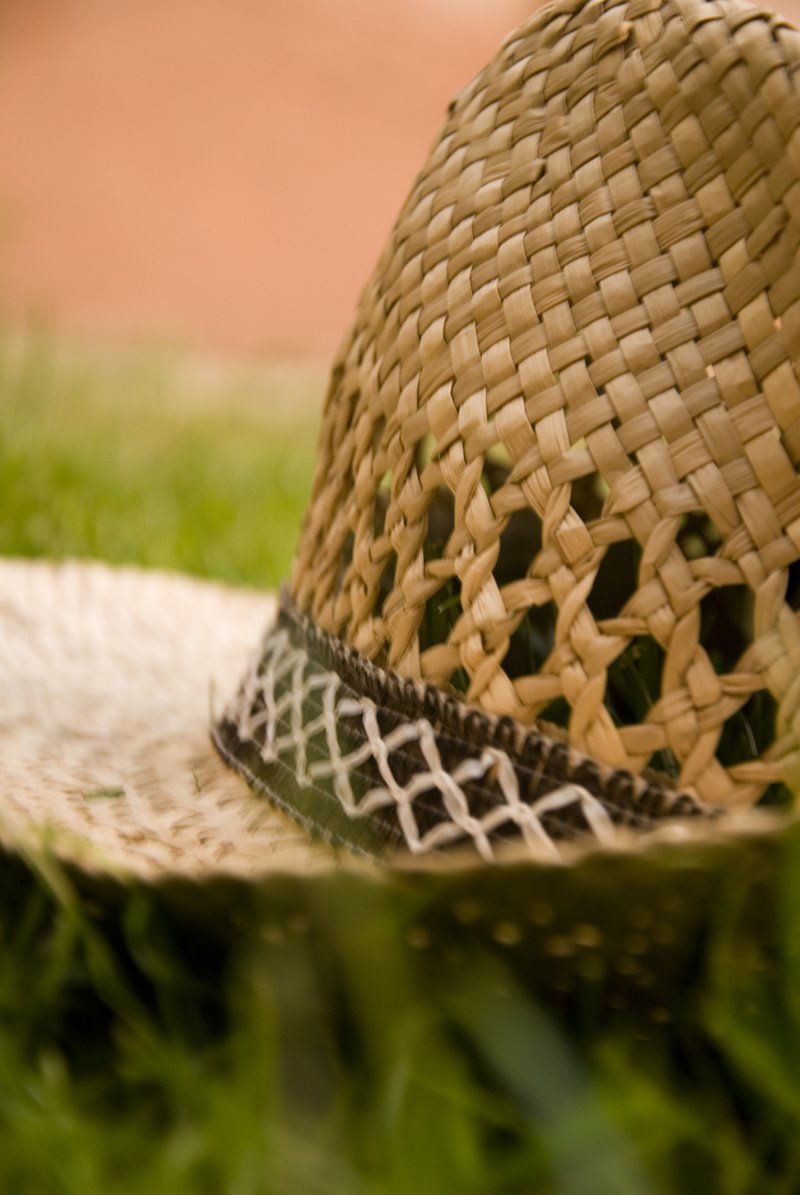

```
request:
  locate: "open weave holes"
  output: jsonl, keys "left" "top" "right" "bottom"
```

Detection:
{"left": 291, "top": 0, "right": 800, "bottom": 812}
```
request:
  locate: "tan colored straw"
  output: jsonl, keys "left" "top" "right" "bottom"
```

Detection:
{"left": 0, "top": 558, "right": 771, "bottom": 878}
{"left": 0, "top": 560, "right": 335, "bottom": 880}
{"left": 292, "top": 0, "right": 800, "bottom": 811}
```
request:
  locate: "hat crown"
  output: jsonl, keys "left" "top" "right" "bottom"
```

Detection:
{"left": 290, "top": 0, "right": 800, "bottom": 808}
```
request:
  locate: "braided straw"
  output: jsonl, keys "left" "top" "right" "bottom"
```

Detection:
{"left": 290, "top": 0, "right": 800, "bottom": 812}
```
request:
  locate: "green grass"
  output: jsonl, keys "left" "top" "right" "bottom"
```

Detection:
{"left": 2, "top": 331, "right": 800, "bottom": 1193}
{"left": 0, "top": 332, "right": 320, "bottom": 586}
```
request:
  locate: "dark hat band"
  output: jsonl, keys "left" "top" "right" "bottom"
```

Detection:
{"left": 212, "top": 593, "right": 710, "bottom": 863}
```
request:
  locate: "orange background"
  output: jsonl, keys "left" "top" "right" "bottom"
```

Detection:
{"left": 4, "top": 0, "right": 798, "bottom": 361}
{"left": 0, "top": 0, "right": 529, "bottom": 359}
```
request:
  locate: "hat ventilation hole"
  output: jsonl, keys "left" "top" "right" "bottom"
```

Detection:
{"left": 605, "top": 636, "right": 666, "bottom": 734}
{"left": 699, "top": 585, "right": 782, "bottom": 800}
{"left": 332, "top": 533, "right": 354, "bottom": 598}
{"left": 677, "top": 513, "right": 722, "bottom": 561}
{"left": 786, "top": 559, "right": 800, "bottom": 612}
{"left": 586, "top": 539, "right": 641, "bottom": 624}
{"left": 503, "top": 602, "right": 559, "bottom": 687}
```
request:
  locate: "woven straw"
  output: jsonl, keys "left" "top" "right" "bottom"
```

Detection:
{"left": 4, "top": 0, "right": 800, "bottom": 880}
{"left": 0, "top": 560, "right": 339, "bottom": 880}
{"left": 0, "top": 556, "right": 773, "bottom": 879}
{"left": 289, "top": 0, "right": 800, "bottom": 812}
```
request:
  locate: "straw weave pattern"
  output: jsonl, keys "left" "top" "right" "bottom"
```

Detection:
{"left": 291, "top": 0, "right": 800, "bottom": 809}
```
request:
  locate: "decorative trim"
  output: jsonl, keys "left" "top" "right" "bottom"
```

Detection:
{"left": 213, "top": 593, "right": 711, "bottom": 862}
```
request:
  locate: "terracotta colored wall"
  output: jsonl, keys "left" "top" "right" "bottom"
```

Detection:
{"left": 0, "top": 0, "right": 529, "bottom": 358}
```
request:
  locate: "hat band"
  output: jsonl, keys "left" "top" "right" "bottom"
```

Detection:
{"left": 212, "top": 593, "right": 710, "bottom": 862}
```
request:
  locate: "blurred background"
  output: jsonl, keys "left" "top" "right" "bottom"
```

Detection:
{"left": 0, "top": 0, "right": 530, "bottom": 363}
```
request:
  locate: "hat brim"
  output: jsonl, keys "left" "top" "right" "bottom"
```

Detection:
{"left": 0, "top": 558, "right": 355, "bottom": 881}
{"left": 0, "top": 558, "right": 787, "bottom": 884}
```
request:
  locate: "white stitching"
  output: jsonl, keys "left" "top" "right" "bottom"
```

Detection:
{"left": 223, "top": 627, "right": 629, "bottom": 860}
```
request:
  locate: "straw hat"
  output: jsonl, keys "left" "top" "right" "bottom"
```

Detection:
{"left": 4, "top": 0, "right": 800, "bottom": 882}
